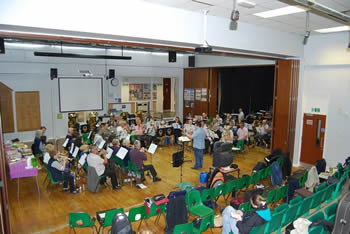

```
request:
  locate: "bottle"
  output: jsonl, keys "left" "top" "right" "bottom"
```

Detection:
{"left": 32, "top": 157, "right": 37, "bottom": 168}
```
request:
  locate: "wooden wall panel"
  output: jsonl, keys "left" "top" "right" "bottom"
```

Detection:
{"left": 15, "top": 91, "right": 41, "bottom": 131}
{"left": 208, "top": 68, "right": 218, "bottom": 117}
{"left": 0, "top": 82, "right": 14, "bottom": 133}
{"left": 271, "top": 60, "right": 299, "bottom": 161}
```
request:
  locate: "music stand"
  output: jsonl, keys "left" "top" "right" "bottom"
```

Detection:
{"left": 172, "top": 150, "right": 191, "bottom": 183}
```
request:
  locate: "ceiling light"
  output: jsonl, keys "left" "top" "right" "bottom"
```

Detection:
{"left": 237, "top": 0, "right": 256, "bottom": 9}
{"left": 34, "top": 52, "right": 132, "bottom": 60}
{"left": 254, "top": 6, "right": 305, "bottom": 18}
{"left": 314, "top": 26, "right": 350, "bottom": 33}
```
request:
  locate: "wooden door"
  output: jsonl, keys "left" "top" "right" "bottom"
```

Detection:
{"left": 0, "top": 114, "right": 11, "bottom": 233}
{"left": 300, "top": 114, "right": 326, "bottom": 164}
{"left": 163, "top": 78, "right": 171, "bottom": 111}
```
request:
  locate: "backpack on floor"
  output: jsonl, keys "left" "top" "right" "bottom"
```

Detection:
{"left": 316, "top": 159, "right": 326, "bottom": 174}
{"left": 252, "top": 162, "right": 266, "bottom": 173}
{"left": 111, "top": 212, "right": 134, "bottom": 234}
{"left": 271, "top": 161, "right": 282, "bottom": 186}
{"left": 207, "top": 168, "right": 224, "bottom": 188}
{"left": 332, "top": 192, "right": 350, "bottom": 234}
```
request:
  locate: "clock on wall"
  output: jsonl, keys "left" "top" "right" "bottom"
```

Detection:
{"left": 110, "top": 77, "right": 119, "bottom": 87}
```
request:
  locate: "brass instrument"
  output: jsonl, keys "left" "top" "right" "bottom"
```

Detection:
{"left": 87, "top": 112, "right": 98, "bottom": 127}
{"left": 68, "top": 113, "right": 78, "bottom": 128}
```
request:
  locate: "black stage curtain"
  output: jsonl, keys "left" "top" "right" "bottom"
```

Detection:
{"left": 219, "top": 66, "right": 274, "bottom": 114}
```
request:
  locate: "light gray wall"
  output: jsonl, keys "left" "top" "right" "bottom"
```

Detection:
{"left": 0, "top": 45, "right": 185, "bottom": 142}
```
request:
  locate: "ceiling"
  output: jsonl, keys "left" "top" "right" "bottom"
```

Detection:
{"left": 142, "top": 0, "right": 350, "bottom": 35}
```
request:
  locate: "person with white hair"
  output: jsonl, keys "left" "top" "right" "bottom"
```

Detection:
{"left": 129, "top": 140, "right": 161, "bottom": 182}
{"left": 32, "top": 129, "right": 44, "bottom": 169}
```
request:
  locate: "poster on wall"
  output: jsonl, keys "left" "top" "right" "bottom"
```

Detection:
{"left": 190, "top": 89, "right": 195, "bottom": 101}
{"left": 184, "top": 88, "right": 191, "bottom": 101}
{"left": 201, "top": 88, "right": 207, "bottom": 102}
{"left": 195, "top": 89, "right": 201, "bottom": 101}
{"left": 143, "top": 84, "right": 151, "bottom": 100}
{"left": 129, "top": 84, "right": 143, "bottom": 101}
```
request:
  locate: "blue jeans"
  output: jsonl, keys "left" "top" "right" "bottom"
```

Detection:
{"left": 222, "top": 206, "right": 239, "bottom": 234}
{"left": 194, "top": 148, "right": 203, "bottom": 169}
{"left": 164, "top": 136, "right": 171, "bottom": 145}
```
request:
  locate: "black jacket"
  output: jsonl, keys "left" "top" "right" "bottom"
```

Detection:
{"left": 164, "top": 195, "right": 188, "bottom": 233}
{"left": 236, "top": 208, "right": 270, "bottom": 234}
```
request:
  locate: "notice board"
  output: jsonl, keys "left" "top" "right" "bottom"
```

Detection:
{"left": 15, "top": 91, "right": 41, "bottom": 131}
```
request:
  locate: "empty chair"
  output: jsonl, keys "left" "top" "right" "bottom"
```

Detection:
{"left": 249, "top": 222, "right": 267, "bottom": 234}
{"left": 68, "top": 212, "right": 97, "bottom": 234}
{"left": 277, "top": 201, "right": 302, "bottom": 233}
{"left": 308, "top": 211, "right": 326, "bottom": 234}
{"left": 314, "top": 182, "right": 327, "bottom": 193}
{"left": 173, "top": 222, "right": 194, "bottom": 234}
{"left": 289, "top": 196, "right": 302, "bottom": 205}
{"left": 128, "top": 205, "right": 147, "bottom": 231}
{"left": 322, "top": 183, "right": 336, "bottom": 203}
{"left": 274, "top": 203, "right": 288, "bottom": 213}
{"left": 310, "top": 190, "right": 325, "bottom": 210}
{"left": 325, "top": 202, "right": 338, "bottom": 224}
{"left": 265, "top": 208, "right": 285, "bottom": 234}
{"left": 296, "top": 195, "right": 313, "bottom": 217}
{"left": 185, "top": 190, "right": 214, "bottom": 217}
{"left": 193, "top": 214, "right": 214, "bottom": 234}
{"left": 222, "top": 180, "right": 237, "bottom": 203}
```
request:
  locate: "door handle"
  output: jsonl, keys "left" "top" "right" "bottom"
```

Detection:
{"left": 320, "top": 137, "right": 323, "bottom": 149}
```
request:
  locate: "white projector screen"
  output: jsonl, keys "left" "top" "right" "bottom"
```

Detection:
{"left": 58, "top": 77, "right": 103, "bottom": 112}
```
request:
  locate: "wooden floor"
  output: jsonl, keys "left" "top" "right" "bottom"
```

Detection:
{"left": 8, "top": 145, "right": 271, "bottom": 234}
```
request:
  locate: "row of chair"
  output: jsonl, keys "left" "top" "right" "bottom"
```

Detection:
{"left": 308, "top": 202, "right": 338, "bottom": 234}
{"left": 69, "top": 202, "right": 166, "bottom": 233}
{"left": 249, "top": 166, "right": 349, "bottom": 234}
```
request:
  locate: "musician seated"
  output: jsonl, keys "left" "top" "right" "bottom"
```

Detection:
{"left": 145, "top": 119, "right": 158, "bottom": 145}
{"left": 121, "top": 139, "right": 131, "bottom": 167}
{"left": 116, "top": 120, "right": 130, "bottom": 143}
{"left": 160, "top": 120, "right": 171, "bottom": 145}
{"left": 87, "top": 146, "right": 121, "bottom": 190}
{"left": 213, "top": 126, "right": 234, "bottom": 152}
{"left": 224, "top": 113, "right": 232, "bottom": 125}
{"left": 215, "top": 114, "right": 223, "bottom": 125}
{"left": 185, "top": 112, "right": 193, "bottom": 120}
{"left": 47, "top": 149, "right": 77, "bottom": 194}
{"left": 173, "top": 116, "right": 182, "bottom": 145}
{"left": 129, "top": 140, "right": 161, "bottom": 182}
{"left": 184, "top": 119, "right": 195, "bottom": 135}
{"left": 134, "top": 118, "right": 147, "bottom": 147}
{"left": 234, "top": 122, "right": 248, "bottom": 145}
{"left": 202, "top": 112, "right": 208, "bottom": 122}
{"left": 111, "top": 139, "right": 120, "bottom": 155}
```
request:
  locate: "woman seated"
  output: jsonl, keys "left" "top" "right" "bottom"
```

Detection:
{"left": 134, "top": 118, "right": 147, "bottom": 147}
{"left": 47, "top": 149, "right": 77, "bottom": 194}
{"left": 222, "top": 194, "right": 271, "bottom": 234}
{"left": 213, "top": 126, "right": 233, "bottom": 152}
{"left": 172, "top": 116, "right": 182, "bottom": 145}
{"left": 33, "top": 129, "right": 44, "bottom": 169}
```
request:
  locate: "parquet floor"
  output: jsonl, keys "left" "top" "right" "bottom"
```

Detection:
{"left": 8, "top": 145, "right": 271, "bottom": 234}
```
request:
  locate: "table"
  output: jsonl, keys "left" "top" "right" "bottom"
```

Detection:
{"left": 6, "top": 148, "right": 40, "bottom": 200}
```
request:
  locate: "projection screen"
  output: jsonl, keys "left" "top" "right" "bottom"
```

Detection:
{"left": 58, "top": 77, "right": 103, "bottom": 112}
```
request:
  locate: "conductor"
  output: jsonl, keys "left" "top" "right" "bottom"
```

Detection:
{"left": 184, "top": 121, "right": 206, "bottom": 170}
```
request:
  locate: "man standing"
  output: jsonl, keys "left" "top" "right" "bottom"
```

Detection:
{"left": 129, "top": 140, "right": 161, "bottom": 182}
{"left": 185, "top": 122, "right": 206, "bottom": 170}
{"left": 87, "top": 146, "right": 121, "bottom": 190}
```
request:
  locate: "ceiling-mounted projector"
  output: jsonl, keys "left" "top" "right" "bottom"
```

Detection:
{"left": 194, "top": 46, "right": 213, "bottom": 53}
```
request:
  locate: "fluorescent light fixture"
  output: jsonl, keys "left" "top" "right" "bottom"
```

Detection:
{"left": 254, "top": 6, "right": 305, "bottom": 18}
{"left": 237, "top": 0, "right": 256, "bottom": 9}
{"left": 314, "top": 26, "right": 350, "bottom": 33}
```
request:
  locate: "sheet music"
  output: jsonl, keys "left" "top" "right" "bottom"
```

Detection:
{"left": 172, "top": 123, "right": 180, "bottom": 129}
{"left": 147, "top": 143, "right": 158, "bottom": 154}
{"left": 62, "top": 138, "right": 69, "bottom": 147}
{"left": 79, "top": 154, "right": 87, "bottom": 165}
{"left": 72, "top": 147, "right": 79, "bottom": 158}
{"left": 116, "top": 147, "right": 128, "bottom": 160}
{"left": 43, "top": 152, "right": 50, "bottom": 164}
{"left": 178, "top": 136, "right": 191, "bottom": 142}
{"left": 88, "top": 131, "right": 92, "bottom": 139}
{"left": 106, "top": 147, "right": 113, "bottom": 159}
{"left": 69, "top": 143, "right": 75, "bottom": 154}
{"left": 98, "top": 139, "right": 105, "bottom": 149}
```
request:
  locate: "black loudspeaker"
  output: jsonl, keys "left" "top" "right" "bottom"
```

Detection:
{"left": 109, "top": 69, "right": 115, "bottom": 79}
{"left": 50, "top": 68, "right": 57, "bottom": 80}
{"left": 172, "top": 151, "right": 184, "bottom": 167}
{"left": 189, "top": 56, "right": 195, "bottom": 67}
{"left": 168, "top": 51, "right": 176, "bottom": 63}
{"left": 0, "top": 38, "right": 5, "bottom": 54}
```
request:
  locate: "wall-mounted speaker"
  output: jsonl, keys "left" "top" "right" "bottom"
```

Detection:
{"left": 50, "top": 68, "right": 57, "bottom": 80}
{"left": 0, "top": 38, "right": 5, "bottom": 54}
{"left": 168, "top": 51, "right": 176, "bottom": 63}
{"left": 189, "top": 56, "right": 195, "bottom": 67}
{"left": 109, "top": 69, "right": 115, "bottom": 79}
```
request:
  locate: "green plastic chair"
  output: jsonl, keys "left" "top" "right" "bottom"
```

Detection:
{"left": 265, "top": 189, "right": 276, "bottom": 204}
{"left": 128, "top": 161, "right": 143, "bottom": 184}
{"left": 236, "top": 175, "right": 250, "bottom": 192}
{"left": 238, "top": 201, "right": 253, "bottom": 213}
{"left": 280, "top": 185, "right": 289, "bottom": 201}
{"left": 249, "top": 222, "right": 267, "bottom": 234}
{"left": 289, "top": 196, "right": 302, "bottom": 206}
{"left": 128, "top": 205, "right": 147, "bottom": 231}
{"left": 236, "top": 140, "right": 245, "bottom": 152}
{"left": 264, "top": 166, "right": 272, "bottom": 178}
{"left": 193, "top": 214, "right": 214, "bottom": 234}
{"left": 296, "top": 195, "right": 313, "bottom": 217}
{"left": 298, "top": 170, "right": 308, "bottom": 187}
{"left": 314, "top": 182, "right": 327, "bottom": 193}
{"left": 265, "top": 208, "right": 285, "bottom": 234}
{"left": 46, "top": 168, "right": 64, "bottom": 191}
{"left": 98, "top": 208, "right": 124, "bottom": 233}
{"left": 173, "top": 222, "right": 194, "bottom": 234}
{"left": 185, "top": 190, "right": 214, "bottom": 217}
{"left": 332, "top": 176, "right": 346, "bottom": 199}
{"left": 325, "top": 202, "right": 337, "bottom": 224}
{"left": 146, "top": 203, "right": 166, "bottom": 225}
{"left": 308, "top": 211, "right": 324, "bottom": 222}
{"left": 323, "top": 183, "right": 336, "bottom": 203}
{"left": 308, "top": 225, "right": 325, "bottom": 234}
{"left": 249, "top": 172, "right": 259, "bottom": 187}
{"left": 222, "top": 180, "right": 237, "bottom": 203}
{"left": 310, "top": 190, "right": 325, "bottom": 210}
{"left": 277, "top": 157, "right": 284, "bottom": 168}
{"left": 68, "top": 212, "right": 97, "bottom": 234}
{"left": 277, "top": 202, "right": 301, "bottom": 233}
{"left": 274, "top": 203, "right": 288, "bottom": 213}
{"left": 201, "top": 188, "right": 215, "bottom": 203}
{"left": 257, "top": 169, "right": 265, "bottom": 181}
{"left": 214, "top": 183, "right": 225, "bottom": 202}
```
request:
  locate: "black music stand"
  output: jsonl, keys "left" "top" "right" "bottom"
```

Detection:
{"left": 172, "top": 150, "right": 191, "bottom": 183}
